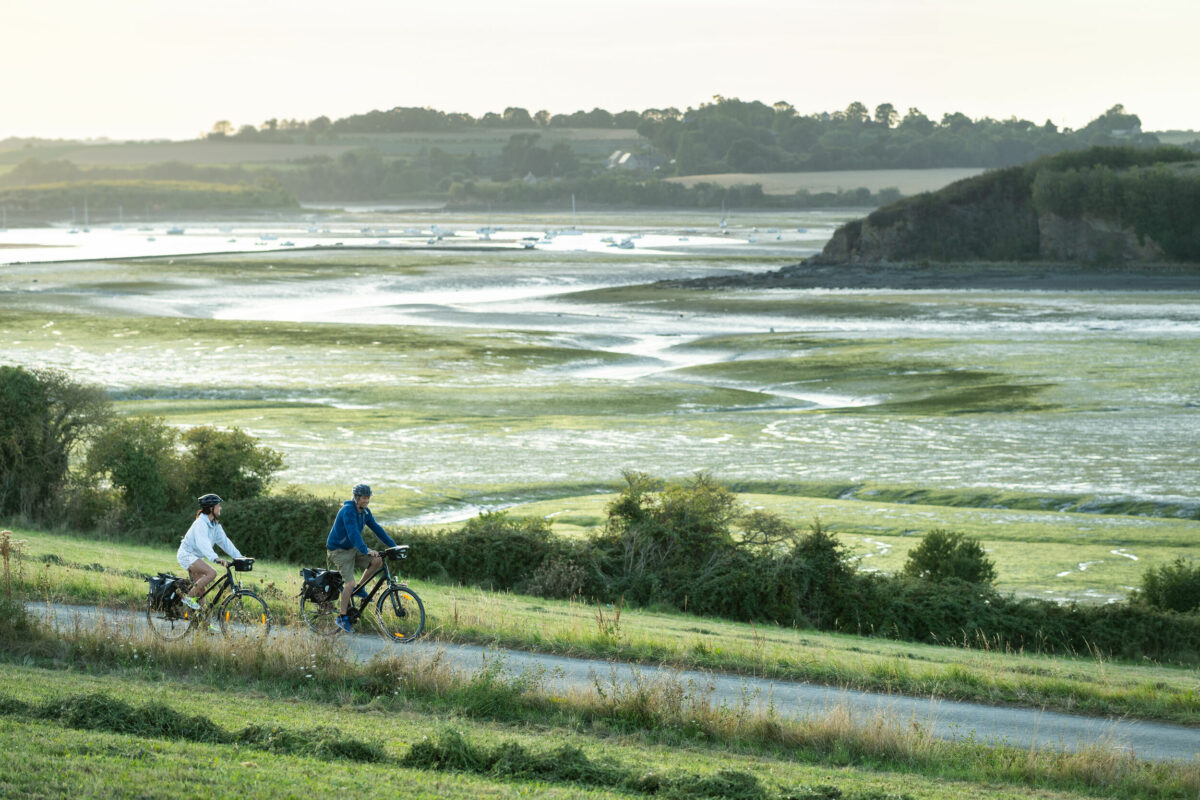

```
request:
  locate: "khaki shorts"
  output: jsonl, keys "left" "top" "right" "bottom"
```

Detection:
{"left": 327, "top": 548, "right": 372, "bottom": 588}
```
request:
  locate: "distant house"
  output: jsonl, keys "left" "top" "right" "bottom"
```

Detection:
{"left": 606, "top": 150, "right": 664, "bottom": 172}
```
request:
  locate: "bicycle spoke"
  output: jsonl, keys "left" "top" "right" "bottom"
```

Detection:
{"left": 146, "top": 597, "right": 195, "bottom": 641}
{"left": 366, "top": 586, "right": 425, "bottom": 643}
{"left": 218, "top": 591, "right": 272, "bottom": 641}
{"left": 300, "top": 594, "right": 340, "bottom": 636}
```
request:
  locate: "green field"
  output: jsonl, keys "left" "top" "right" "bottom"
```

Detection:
{"left": 0, "top": 127, "right": 648, "bottom": 166}
{"left": 665, "top": 168, "right": 986, "bottom": 195}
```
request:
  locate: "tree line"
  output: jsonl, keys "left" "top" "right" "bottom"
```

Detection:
{"left": 3, "top": 100, "right": 1188, "bottom": 213}
{"left": 204, "top": 98, "right": 1171, "bottom": 174}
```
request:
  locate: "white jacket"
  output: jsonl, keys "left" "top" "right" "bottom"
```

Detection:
{"left": 177, "top": 515, "right": 243, "bottom": 570}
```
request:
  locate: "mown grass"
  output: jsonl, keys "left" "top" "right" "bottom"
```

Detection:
{"left": 1, "top": 621, "right": 1197, "bottom": 800}
{"left": 6, "top": 523, "right": 1200, "bottom": 726}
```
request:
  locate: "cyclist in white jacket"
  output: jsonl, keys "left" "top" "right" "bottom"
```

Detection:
{"left": 177, "top": 493, "right": 244, "bottom": 610}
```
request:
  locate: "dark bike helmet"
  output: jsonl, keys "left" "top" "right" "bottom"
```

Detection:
{"left": 352, "top": 483, "right": 372, "bottom": 498}
{"left": 198, "top": 493, "right": 223, "bottom": 510}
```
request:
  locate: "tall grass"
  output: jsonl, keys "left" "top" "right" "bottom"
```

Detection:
{"left": 7, "top": 523, "right": 1200, "bottom": 726}
{"left": 4, "top": 612, "right": 1199, "bottom": 800}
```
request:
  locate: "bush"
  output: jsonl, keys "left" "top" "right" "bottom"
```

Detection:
{"left": 218, "top": 488, "right": 340, "bottom": 565}
{"left": 84, "top": 416, "right": 188, "bottom": 515}
{"left": 1135, "top": 558, "right": 1200, "bottom": 613}
{"left": 901, "top": 529, "right": 996, "bottom": 586}
{"left": 181, "top": 426, "right": 284, "bottom": 501}
{"left": 0, "top": 366, "right": 110, "bottom": 520}
{"left": 83, "top": 417, "right": 286, "bottom": 520}
{"left": 404, "top": 512, "right": 563, "bottom": 591}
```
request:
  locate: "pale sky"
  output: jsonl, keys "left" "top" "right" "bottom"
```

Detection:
{"left": 3, "top": 0, "right": 1197, "bottom": 141}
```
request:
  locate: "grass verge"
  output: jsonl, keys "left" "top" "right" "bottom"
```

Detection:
{"left": 6, "top": 523, "right": 1200, "bottom": 726}
{"left": 1, "top": 618, "right": 1198, "bottom": 800}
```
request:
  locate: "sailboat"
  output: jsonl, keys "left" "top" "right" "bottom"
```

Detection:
{"left": 557, "top": 194, "right": 582, "bottom": 235}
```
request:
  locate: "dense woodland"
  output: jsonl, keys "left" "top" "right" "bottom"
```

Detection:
{"left": 2, "top": 98, "right": 1191, "bottom": 211}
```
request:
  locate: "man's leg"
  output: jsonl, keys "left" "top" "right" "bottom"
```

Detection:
{"left": 328, "top": 550, "right": 359, "bottom": 617}
{"left": 354, "top": 554, "right": 384, "bottom": 592}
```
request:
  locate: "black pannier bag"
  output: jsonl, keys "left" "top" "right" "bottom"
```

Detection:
{"left": 300, "top": 567, "right": 344, "bottom": 602}
{"left": 147, "top": 572, "right": 182, "bottom": 611}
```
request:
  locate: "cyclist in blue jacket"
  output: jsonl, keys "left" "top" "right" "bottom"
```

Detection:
{"left": 326, "top": 483, "right": 397, "bottom": 632}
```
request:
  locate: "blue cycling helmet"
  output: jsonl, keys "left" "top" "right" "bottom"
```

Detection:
{"left": 352, "top": 483, "right": 372, "bottom": 498}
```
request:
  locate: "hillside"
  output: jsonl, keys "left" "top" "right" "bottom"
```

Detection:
{"left": 810, "top": 146, "right": 1200, "bottom": 266}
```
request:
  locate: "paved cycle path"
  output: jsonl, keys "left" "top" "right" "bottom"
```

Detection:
{"left": 29, "top": 602, "right": 1200, "bottom": 763}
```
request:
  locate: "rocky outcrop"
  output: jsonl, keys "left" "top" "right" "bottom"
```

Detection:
{"left": 809, "top": 147, "right": 1200, "bottom": 266}
{"left": 1038, "top": 212, "right": 1165, "bottom": 262}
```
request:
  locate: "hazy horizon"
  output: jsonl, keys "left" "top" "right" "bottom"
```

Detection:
{"left": 5, "top": 0, "right": 1197, "bottom": 141}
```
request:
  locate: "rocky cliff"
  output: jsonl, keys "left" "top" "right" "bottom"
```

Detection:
{"left": 810, "top": 147, "right": 1199, "bottom": 266}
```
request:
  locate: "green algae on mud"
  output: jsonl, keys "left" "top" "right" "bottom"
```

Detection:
{"left": 2, "top": 245, "right": 1199, "bottom": 591}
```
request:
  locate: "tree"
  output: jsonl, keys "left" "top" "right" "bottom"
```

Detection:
{"left": 940, "top": 111, "right": 974, "bottom": 132}
{"left": 874, "top": 103, "right": 898, "bottom": 128}
{"left": 844, "top": 101, "right": 870, "bottom": 124}
{"left": 210, "top": 120, "right": 233, "bottom": 137}
{"left": 899, "top": 108, "right": 934, "bottom": 136}
{"left": 502, "top": 107, "right": 534, "bottom": 127}
{"left": 84, "top": 416, "right": 186, "bottom": 515}
{"left": 0, "top": 367, "right": 111, "bottom": 519}
{"left": 902, "top": 529, "right": 996, "bottom": 585}
{"left": 773, "top": 101, "right": 797, "bottom": 117}
{"left": 181, "top": 426, "right": 284, "bottom": 501}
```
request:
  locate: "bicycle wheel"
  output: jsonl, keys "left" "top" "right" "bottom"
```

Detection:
{"left": 146, "top": 596, "right": 196, "bottom": 641}
{"left": 218, "top": 590, "right": 272, "bottom": 641}
{"left": 299, "top": 594, "right": 340, "bottom": 636}
{"left": 366, "top": 585, "right": 425, "bottom": 643}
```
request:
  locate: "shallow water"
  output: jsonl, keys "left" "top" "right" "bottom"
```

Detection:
{"left": 1, "top": 209, "right": 1198, "bottom": 519}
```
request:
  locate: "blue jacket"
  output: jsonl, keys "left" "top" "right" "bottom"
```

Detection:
{"left": 326, "top": 500, "right": 397, "bottom": 554}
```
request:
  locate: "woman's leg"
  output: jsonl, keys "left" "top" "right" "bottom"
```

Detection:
{"left": 186, "top": 559, "right": 217, "bottom": 601}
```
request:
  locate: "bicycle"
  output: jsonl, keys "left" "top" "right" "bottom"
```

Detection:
{"left": 146, "top": 558, "right": 272, "bottom": 642}
{"left": 299, "top": 545, "right": 425, "bottom": 642}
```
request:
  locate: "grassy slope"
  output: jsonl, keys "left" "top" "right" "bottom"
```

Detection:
{"left": 5, "top": 657, "right": 1154, "bottom": 800}
{"left": 6, "top": 523, "right": 1199, "bottom": 726}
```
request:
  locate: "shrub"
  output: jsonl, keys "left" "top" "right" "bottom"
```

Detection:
{"left": 1135, "top": 558, "right": 1200, "bottom": 613}
{"left": 0, "top": 366, "right": 111, "bottom": 519}
{"left": 525, "top": 549, "right": 592, "bottom": 599}
{"left": 181, "top": 426, "right": 284, "bottom": 501}
{"left": 405, "top": 512, "right": 562, "bottom": 591}
{"left": 595, "top": 471, "right": 741, "bottom": 606}
{"left": 219, "top": 488, "right": 340, "bottom": 565}
{"left": 83, "top": 416, "right": 287, "bottom": 524}
{"left": 84, "top": 416, "right": 188, "bottom": 515}
{"left": 901, "top": 529, "right": 996, "bottom": 586}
